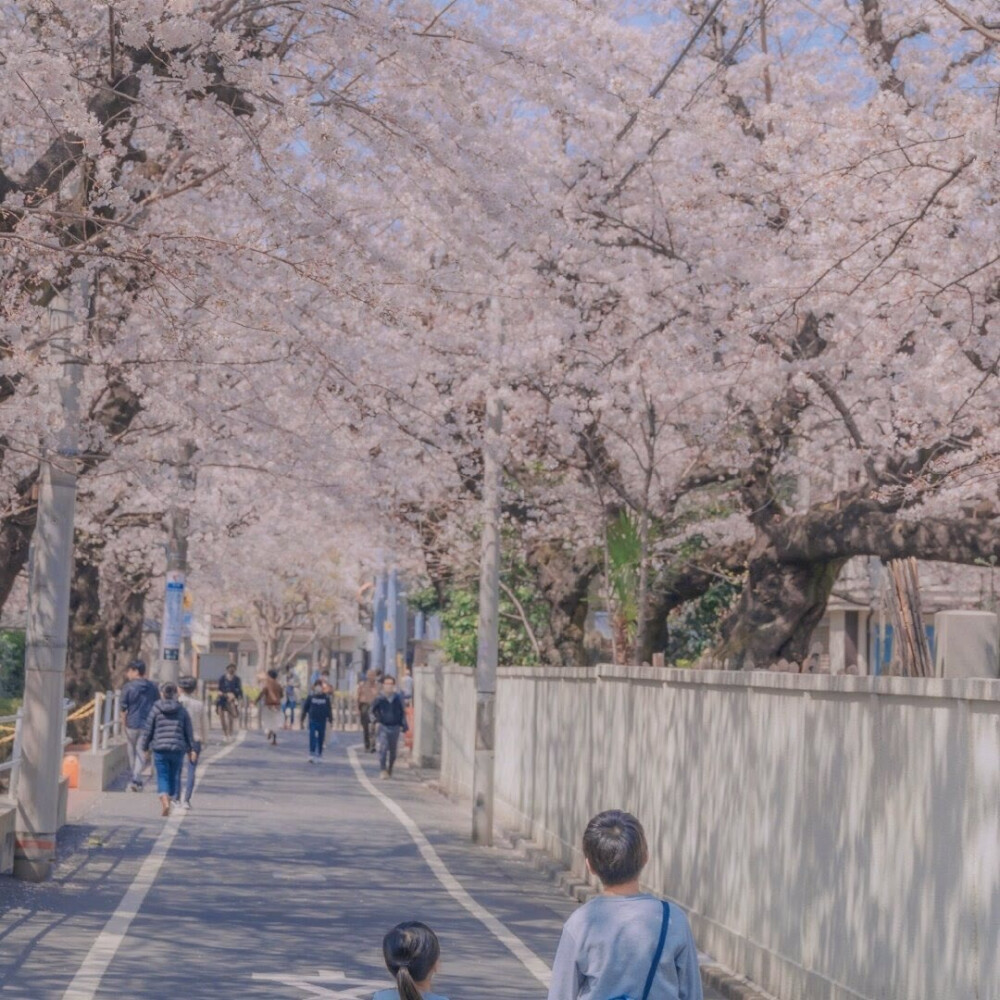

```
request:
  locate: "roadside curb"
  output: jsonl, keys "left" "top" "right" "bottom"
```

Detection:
{"left": 412, "top": 771, "right": 779, "bottom": 1000}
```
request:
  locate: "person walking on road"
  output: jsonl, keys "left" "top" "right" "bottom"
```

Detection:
{"left": 357, "top": 669, "right": 379, "bottom": 753}
{"left": 400, "top": 666, "right": 414, "bottom": 706}
{"left": 216, "top": 661, "right": 243, "bottom": 741}
{"left": 547, "top": 809, "right": 703, "bottom": 1000}
{"left": 282, "top": 666, "right": 300, "bottom": 729}
{"left": 256, "top": 668, "right": 284, "bottom": 746}
{"left": 300, "top": 679, "right": 333, "bottom": 763}
{"left": 370, "top": 674, "right": 408, "bottom": 778}
{"left": 176, "top": 676, "right": 208, "bottom": 810}
{"left": 140, "top": 682, "right": 196, "bottom": 817}
{"left": 120, "top": 659, "right": 159, "bottom": 792}
{"left": 374, "top": 922, "right": 448, "bottom": 1000}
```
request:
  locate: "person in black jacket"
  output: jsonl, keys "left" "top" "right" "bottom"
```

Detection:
{"left": 370, "top": 675, "right": 408, "bottom": 779}
{"left": 140, "top": 682, "right": 196, "bottom": 816}
{"left": 300, "top": 680, "right": 334, "bottom": 763}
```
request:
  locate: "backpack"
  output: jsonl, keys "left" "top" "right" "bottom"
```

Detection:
{"left": 605, "top": 901, "right": 670, "bottom": 1000}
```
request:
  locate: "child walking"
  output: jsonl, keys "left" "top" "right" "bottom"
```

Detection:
{"left": 300, "top": 679, "right": 334, "bottom": 762}
{"left": 547, "top": 810, "right": 703, "bottom": 1000}
{"left": 139, "top": 682, "right": 196, "bottom": 817}
{"left": 373, "top": 922, "right": 448, "bottom": 1000}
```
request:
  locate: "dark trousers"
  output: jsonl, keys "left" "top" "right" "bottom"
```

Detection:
{"left": 309, "top": 719, "right": 327, "bottom": 756}
{"left": 378, "top": 725, "right": 401, "bottom": 773}
{"left": 359, "top": 703, "right": 373, "bottom": 750}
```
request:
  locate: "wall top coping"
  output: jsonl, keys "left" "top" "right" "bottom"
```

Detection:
{"left": 437, "top": 662, "right": 1000, "bottom": 703}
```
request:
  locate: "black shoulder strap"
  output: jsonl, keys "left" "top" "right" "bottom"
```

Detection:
{"left": 640, "top": 901, "right": 670, "bottom": 1000}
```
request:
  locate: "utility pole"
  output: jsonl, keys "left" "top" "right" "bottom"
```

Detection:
{"left": 385, "top": 567, "right": 399, "bottom": 677}
{"left": 371, "top": 563, "right": 387, "bottom": 675}
{"left": 159, "top": 441, "right": 195, "bottom": 682}
{"left": 472, "top": 299, "right": 504, "bottom": 846}
{"left": 14, "top": 280, "right": 85, "bottom": 881}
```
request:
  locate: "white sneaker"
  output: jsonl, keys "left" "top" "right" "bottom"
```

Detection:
{"left": 308, "top": 756, "right": 315, "bottom": 764}
{"left": 181, "top": 800, "right": 192, "bottom": 810}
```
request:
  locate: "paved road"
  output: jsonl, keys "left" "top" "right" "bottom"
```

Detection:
{"left": 0, "top": 728, "right": 722, "bottom": 1000}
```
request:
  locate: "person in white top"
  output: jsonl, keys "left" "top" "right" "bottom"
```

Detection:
{"left": 177, "top": 676, "right": 209, "bottom": 809}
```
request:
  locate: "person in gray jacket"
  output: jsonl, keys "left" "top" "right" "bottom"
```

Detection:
{"left": 140, "top": 682, "right": 196, "bottom": 817}
{"left": 547, "top": 810, "right": 702, "bottom": 1000}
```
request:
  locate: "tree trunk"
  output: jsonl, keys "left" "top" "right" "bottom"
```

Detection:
{"left": 714, "top": 544, "right": 846, "bottom": 670}
{"left": 67, "top": 538, "right": 111, "bottom": 705}
{"left": 0, "top": 472, "right": 38, "bottom": 613}
{"left": 104, "top": 564, "right": 150, "bottom": 686}
{"left": 523, "top": 540, "right": 600, "bottom": 665}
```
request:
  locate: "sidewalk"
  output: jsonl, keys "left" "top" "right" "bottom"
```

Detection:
{"left": 0, "top": 729, "right": 725, "bottom": 999}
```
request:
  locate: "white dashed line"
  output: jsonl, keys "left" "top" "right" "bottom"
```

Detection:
{"left": 346, "top": 745, "right": 552, "bottom": 989}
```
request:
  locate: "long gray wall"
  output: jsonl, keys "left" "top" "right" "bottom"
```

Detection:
{"left": 429, "top": 663, "right": 1000, "bottom": 1000}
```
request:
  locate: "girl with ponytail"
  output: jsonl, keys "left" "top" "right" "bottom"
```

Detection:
{"left": 373, "top": 922, "right": 447, "bottom": 1000}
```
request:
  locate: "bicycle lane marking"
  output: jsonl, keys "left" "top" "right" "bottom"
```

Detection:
{"left": 61, "top": 731, "right": 248, "bottom": 1000}
{"left": 346, "top": 745, "right": 552, "bottom": 989}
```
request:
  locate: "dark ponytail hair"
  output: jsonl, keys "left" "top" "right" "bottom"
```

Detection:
{"left": 382, "top": 922, "right": 440, "bottom": 1000}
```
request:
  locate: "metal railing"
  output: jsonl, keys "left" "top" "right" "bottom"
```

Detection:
{"left": 1, "top": 698, "right": 75, "bottom": 801}
{"left": 90, "top": 690, "right": 122, "bottom": 752}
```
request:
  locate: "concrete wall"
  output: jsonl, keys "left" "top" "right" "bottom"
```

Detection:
{"left": 432, "top": 664, "right": 1000, "bottom": 1000}
{"left": 71, "top": 743, "right": 129, "bottom": 792}
{"left": 0, "top": 802, "right": 14, "bottom": 874}
{"left": 439, "top": 665, "right": 476, "bottom": 801}
{"left": 413, "top": 662, "right": 444, "bottom": 769}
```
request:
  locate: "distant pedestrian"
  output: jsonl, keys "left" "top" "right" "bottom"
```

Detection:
{"left": 216, "top": 661, "right": 243, "bottom": 741}
{"left": 119, "top": 659, "right": 159, "bottom": 792}
{"left": 300, "top": 679, "right": 333, "bottom": 763}
{"left": 547, "top": 810, "right": 702, "bottom": 1000}
{"left": 374, "top": 922, "right": 447, "bottom": 1000}
{"left": 357, "top": 669, "right": 379, "bottom": 753}
{"left": 282, "top": 667, "right": 300, "bottom": 728}
{"left": 400, "top": 666, "right": 414, "bottom": 706}
{"left": 256, "top": 668, "right": 284, "bottom": 745}
{"left": 140, "top": 682, "right": 196, "bottom": 817}
{"left": 319, "top": 668, "right": 334, "bottom": 695}
{"left": 177, "top": 676, "right": 208, "bottom": 810}
{"left": 370, "top": 675, "right": 408, "bottom": 779}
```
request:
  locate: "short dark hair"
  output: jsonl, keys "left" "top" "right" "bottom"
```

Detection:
{"left": 128, "top": 659, "right": 147, "bottom": 676}
{"left": 582, "top": 810, "right": 648, "bottom": 886}
{"left": 267, "top": 668, "right": 278, "bottom": 679}
{"left": 178, "top": 676, "right": 197, "bottom": 693}
{"left": 160, "top": 681, "right": 178, "bottom": 699}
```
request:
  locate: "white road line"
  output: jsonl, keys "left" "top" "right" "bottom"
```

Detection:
{"left": 346, "top": 746, "right": 552, "bottom": 989}
{"left": 62, "top": 731, "right": 247, "bottom": 1000}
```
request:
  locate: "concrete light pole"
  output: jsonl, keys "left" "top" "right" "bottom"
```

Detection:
{"left": 14, "top": 281, "right": 85, "bottom": 881}
{"left": 472, "top": 299, "right": 504, "bottom": 846}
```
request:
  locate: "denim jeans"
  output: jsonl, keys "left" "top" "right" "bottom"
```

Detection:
{"left": 308, "top": 720, "right": 327, "bottom": 756}
{"left": 153, "top": 749, "right": 185, "bottom": 798}
{"left": 180, "top": 741, "right": 201, "bottom": 802}
{"left": 378, "top": 725, "right": 401, "bottom": 773}
{"left": 125, "top": 727, "right": 146, "bottom": 784}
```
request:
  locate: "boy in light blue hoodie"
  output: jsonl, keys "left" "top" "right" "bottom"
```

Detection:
{"left": 548, "top": 810, "right": 703, "bottom": 1000}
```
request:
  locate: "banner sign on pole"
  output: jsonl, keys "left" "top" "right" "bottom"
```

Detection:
{"left": 161, "top": 570, "right": 185, "bottom": 661}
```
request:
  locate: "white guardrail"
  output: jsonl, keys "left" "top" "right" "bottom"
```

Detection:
{"left": 1, "top": 695, "right": 104, "bottom": 801}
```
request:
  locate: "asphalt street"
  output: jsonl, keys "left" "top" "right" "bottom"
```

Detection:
{"left": 0, "top": 728, "right": 722, "bottom": 1000}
